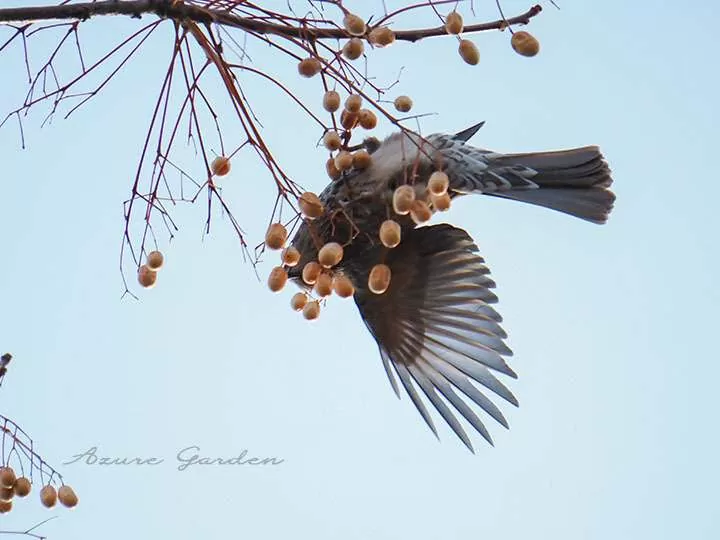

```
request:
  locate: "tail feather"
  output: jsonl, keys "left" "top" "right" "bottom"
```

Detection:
{"left": 489, "top": 187, "right": 615, "bottom": 224}
{"left": 488, "top": 146, "right": 615, "bottom": 223}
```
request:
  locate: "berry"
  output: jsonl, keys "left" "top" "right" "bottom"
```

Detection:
{"left": 369, "top": 264, "right": 392, "bottom": 294}
{"left": 394, "top": 95, "right": 413, "bottom": 113}
{"left": 511, "top": 31, "right": 540, "bottom": 57}
{"left": 265, "top": 223, "right": 288, "bottom": 250}
{"left": 458, "top": 39, "right": 480, "bottom": 65}
{"left": 211, "top": 156, "right": 231, "bottom": 176}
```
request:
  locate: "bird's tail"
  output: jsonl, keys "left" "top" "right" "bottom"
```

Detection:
{"left": 488, "top": 146, "right": 615, "bottom": 224}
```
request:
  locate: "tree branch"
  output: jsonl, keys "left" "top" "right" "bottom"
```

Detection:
{"left": 0, "top": 1, "right": 542, "bottom": 42}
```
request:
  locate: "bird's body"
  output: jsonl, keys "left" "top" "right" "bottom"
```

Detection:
{"left": 287, "top": 124, "right": 614, "bottom": 451}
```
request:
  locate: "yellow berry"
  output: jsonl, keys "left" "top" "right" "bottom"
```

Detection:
{"left": 281, "top": 246, "right": 301, "bottom": 267}
{"left": 392, "top": 184, "right": 416, "bottom": 215}
{"left": 302, "top": 300, "right": 321, "bottom": 320}
{"left": 13, "top": 477, "right": 31, "bottom": 498}
{"left": 315, "top": 273, "right": 333, "bottom": 297}
{"left": 511, "top": 31, "right": 540, "bottom": 57}
{"left": 431, "top": 192, "right": 452, "bottom": 211}
{"left": 265, "top": 223, "right": 288, "bottom": 250}
{"left": 342, "top": 38, "right": 364, "bottom": 60}
{"left": 358, "top": 109, "right": 377, "bottom": 130}
{"left": 334, "top": 151, "right": 354, "bottom": 172}
{"left": 146, "top": 250, "right": 164, "bottom": 271}
{"left": 298, "top": 192, "right": 324, "bottom": 219}
{"left": 0, "top": 499, "right": 11, "bottom": 514}
{"left": 137, "top": 265, "right": 157, "bottom": 289}
{"left": 445, "top": 11, "right": 463, "bottom": 35}
{"left": 302, "top": 261, "right": 322, "bottom": 285}
{"left": 340, "top": 110, "right": 359, "bottom": 130}
{"left": 332, "top": 275, "right": 355, "bottom": 298}
{"left": 290, "top": 292, "right": 308, "bottom": 311}
{"left": 394, "top": 95, "right": 413, "bottom": 113}
{"left": 369, "top": 264, "right": 392, "bottom": 294}
{"left": 58, "top": 485, "right": 78, "bottom": 508}
{"left": 298, "top": 57, "right": 322, "bottom": 77}
{"left": 211, "top": 156, "right": 231, "bottom": 176}
{"left": 323, "top": 131, "right": 342, "bottom": 151}
{"left": 343, "top": 13, "right": 366, "bottom": 36}
{"left": 379, "top": 220, "right": 401, "bottom": 248}
{"left": 458, "top": 39, "right": 480, "bottom": 65}
{"left": 410, "top": 199, "right": 432, "bottom": 224}
{"left": 428, "top": 171, "right": 449, "bottom": 196}
{"left": 0, "top": 467, "right": 16, "bottom": 489}
{"left": 369, "top": 27, "right": 395, "bottom": 47}
{"left": 345, "top": 94, "right": 362, "bottom": 113}
{"left": 318, "top": 242, "right": 343, "bottom": 268}
{"left": 40, "top": 485, "right": 57, "bottom": 508}
{"left": 323, "top": 90, "right": 341, "bottom": 112}
{"left": 267, "top": 266, "right": 288, "bottom": 292}
{"left": 352, "top": 150, "right": 372, "bottom": 169}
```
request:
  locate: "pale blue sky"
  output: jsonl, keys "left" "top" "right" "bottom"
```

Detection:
{"left": 1, "top": 1, "right": 719, "bottom": 538}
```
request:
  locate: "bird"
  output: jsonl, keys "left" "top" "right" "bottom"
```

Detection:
{"left": 286, "top": 122, "right": 614, "bottom": 451}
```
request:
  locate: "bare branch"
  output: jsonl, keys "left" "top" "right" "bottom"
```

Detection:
{"left": 0, "top": 1, "right": 542, "bottom": 42}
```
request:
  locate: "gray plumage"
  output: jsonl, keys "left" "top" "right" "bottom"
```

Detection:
{"left": 287, "top": 124, "right": 614, "bottom": 451}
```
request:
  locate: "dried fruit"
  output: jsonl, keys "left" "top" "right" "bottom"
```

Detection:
{"left": 358, "top": 109, "right": 378, "bottom": 130}
{"left": 298, "top": 57, "right": 322, "bottom": 77}
{"left": 315, "top": 273, "right": 333, "bottom": 297}
{"left": 394, "top": 95, "right": 413, "bottom": 113}
{"left": 431, "top": 192, "right": 452, "bottom": 211}
{"left": 323, "top": 131, "right": 342, "bottom": 151}
{"left": 0, "top": 467, "right": 16, "bottom": 488}
{"left": 290, "top": 292, "right": 308, "bottom": 311}
{"left": 334, "top": 151, "right": 354, "bottom": 172}
{"left": 13, "top": 477, "right": 31, "bottom": 498}
{"left": 369, "top": 264, "right": 392, "bottom": 294}
{"left": 323, "top": 90, "right": 341, "bottom": 112}
{"left": 445, "top": 11, "right": 463, "bottom": 35}
{"left": 0, "top": 499, "right": 11, "bottom": 514}
{"left": 511, "top": 31, "right": 540, "bottom": 57}
{"left": 410, "top": 199, "right": 433, "bottom": 223}
{"left": 302, "top": 300, "right": 321, "bottom": 320}
{"left": 343, "top": 13, "right": 366, "bottom": 36}
{"left": 345, "top": 94, "right": 362, "bottom": 113}
{"left": 58, "top": 485, "right": 78, "bottom": 508}
{"left": 137, "top": 265, "right": 157, "bottom": 288}
{"left": 268, "top": 266, "right": 288, "bottom": 292}
{"left": 318, "top": 242, "right": 343, "bottom": 268}
{"left": 302, "top": 261, "right": 322, "bottom": 285}
{"left": 0, "top": 486, "right": 13, "bottom": 502}
{"left": 211, "top": 156, "right": 231, "bottom": 176}
{"left": 40, "top": 485, "right": 57, "bottom": 508}
{"left": 265, "top": 223, "right": 288, "bottom": 250}
{"left": 458, "top": 39, "right": 480, "bottom": 65}
{"left": 392, "top": 185, "right": 416, "bottom": 215}
{"left": 298, "top": 192, "right": 324, "bottom": 219}
{"left": 369, "top": 27, "right": 395, "bottom": 47}
{"left": 342, "top": 38, "right": 364, "bottom": 60}
{"left": 326, "top": 157, "right": 341, "bottom": 180}
{"left": 428, "top": 171, "right": 449, "bottom": 196}
{"left": 352, "top": 150, "right": 372, "bottom": 169}
{"left": 281, "top": 246, "right": 301, "bottom": 267}
{"left": 340, "top": 110, "right": 359, "bottom": 130}
{"left": 379, "top": 220, "right": 401, "bottom": 248}
{"left": 146, "top": 250, "right": 164, "bottom": 271}
{"left": 332, "top": 275, "right": 355, "bottom": 298}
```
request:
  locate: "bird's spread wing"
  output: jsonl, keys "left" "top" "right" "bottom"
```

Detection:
{"left": 353, "top": 224, "right": 517, "bottom": 451}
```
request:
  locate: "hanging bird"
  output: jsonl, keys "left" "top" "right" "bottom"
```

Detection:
{"left": 286, "top": 123, "right": 614, "bottom": 451}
